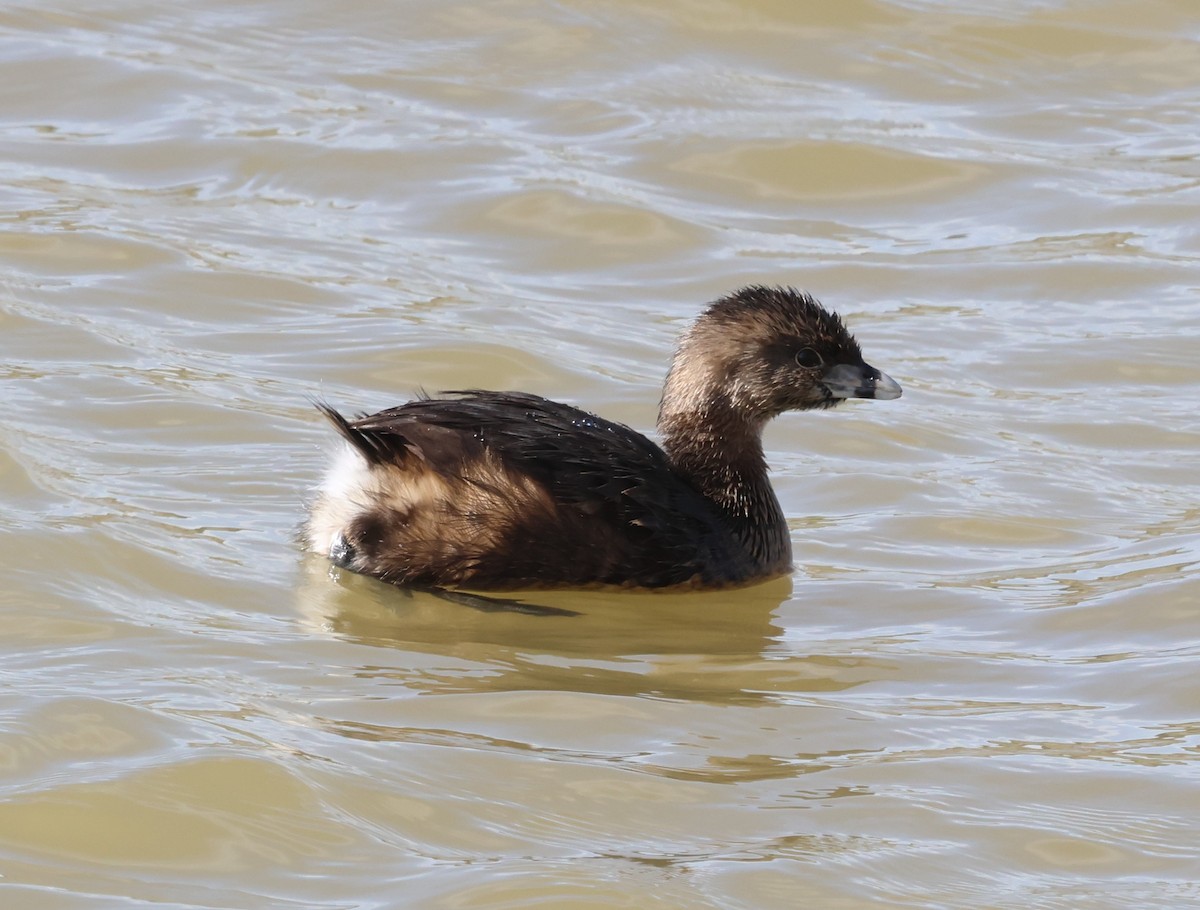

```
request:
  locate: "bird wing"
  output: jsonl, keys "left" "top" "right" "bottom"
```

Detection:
{"left": 325, "top": 391, "right": 732, "bottom": 586}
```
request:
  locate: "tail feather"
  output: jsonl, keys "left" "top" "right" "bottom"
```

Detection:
{"left": 315, "top": 401, "right": 409, "bottom": 467}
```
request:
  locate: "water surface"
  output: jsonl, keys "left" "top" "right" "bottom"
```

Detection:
{"left": 2, "top": 1, "right": 1199, "bottom": 907}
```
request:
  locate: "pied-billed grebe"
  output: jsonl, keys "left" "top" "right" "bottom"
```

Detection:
{"left": 305, "top": 286, "right": 901, "bottom": 590}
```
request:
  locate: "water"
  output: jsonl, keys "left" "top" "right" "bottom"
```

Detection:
{"left": 2, "top": 1, "right": 1199, "bottom": 907}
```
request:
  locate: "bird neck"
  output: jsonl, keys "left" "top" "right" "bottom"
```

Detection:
{"left": 658, "top": 390, "right": 790, "bottom": 571}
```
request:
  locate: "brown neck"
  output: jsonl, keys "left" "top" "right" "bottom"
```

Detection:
{"left": 658, "top": 393, "right": 791, "bottom": 572}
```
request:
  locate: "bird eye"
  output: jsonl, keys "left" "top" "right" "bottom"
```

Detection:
{"left": 795, "top": 347, "right": 823, "bottom": 369}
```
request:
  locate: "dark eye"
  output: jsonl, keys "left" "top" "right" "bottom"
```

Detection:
{"left": 795, "top": 347, "right": 823, "bottom": 369}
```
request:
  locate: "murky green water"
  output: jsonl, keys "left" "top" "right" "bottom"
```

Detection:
{"left": 2, "top": 1, "right": 1199, "bottom": 907}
